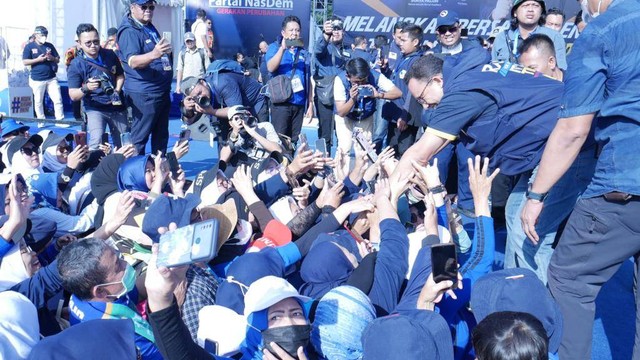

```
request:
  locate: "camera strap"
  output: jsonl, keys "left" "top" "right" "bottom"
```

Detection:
{"left": 84, "top": 56, "right": 112, "bottom": 76}
{"left": 289, "top": 48, "right": 302, "bottom": 79}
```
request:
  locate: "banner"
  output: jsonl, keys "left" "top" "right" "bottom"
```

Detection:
{"left": 186, "top": 0, "right": 312, "bottom": 59}
{"left": 334, "top": 0, "right": 581, "bottom": 45}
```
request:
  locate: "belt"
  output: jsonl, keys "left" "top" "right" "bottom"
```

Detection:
{"left": 603, "top": 192, "right": 639, "bottom": 203}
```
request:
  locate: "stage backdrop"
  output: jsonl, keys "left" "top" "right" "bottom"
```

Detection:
{"left": 334, "top": 0, "right": 581, "bottom": 45}
{"left": 186, "top": 0, "right": 312, "bottom": 59}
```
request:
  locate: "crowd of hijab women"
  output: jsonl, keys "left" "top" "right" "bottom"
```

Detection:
{"left": 0, "top": 114, "right": 560, "bottom": 360}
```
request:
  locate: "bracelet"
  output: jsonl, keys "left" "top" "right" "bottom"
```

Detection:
{"left": 429, "top": 184, "right": 446, "bottom": 195}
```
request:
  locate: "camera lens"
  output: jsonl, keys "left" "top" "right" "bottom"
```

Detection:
{"left": 197, "top": 96, "right": 211, "bottom": 107}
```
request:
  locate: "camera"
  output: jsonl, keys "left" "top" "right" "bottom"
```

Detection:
{"left": 243, "top": 115, "right": 257, "bottom": 128}
{"left": 331, "top": 20, "right": 343, "bottom": 31}
{"left": 93, "top": 74, "right": 115, "bottom": 95}
{"left": 195, "top": 95, "right": 211, "bottom": 108}
{"left": 357, "top": 86, "right": 374, "bottom": 98}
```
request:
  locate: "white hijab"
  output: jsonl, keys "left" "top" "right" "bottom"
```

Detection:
{"left": 42, "top": 145, "right": 66, "bottom": 173}
{"left": 0, "top": 291, "right": 39, "bottom": 359}
{"left": 0, "top": 242, "right": 30, "bottom": 291}
{"left": 10, "top": 150, "right": 42, "bottom": 178}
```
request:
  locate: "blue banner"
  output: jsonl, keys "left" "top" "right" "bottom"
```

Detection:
{"left": 334, "top": 0, "right": 581, "bottom": 44}
{"left": 186, "top": 0, "right": 312, "bottom": 59}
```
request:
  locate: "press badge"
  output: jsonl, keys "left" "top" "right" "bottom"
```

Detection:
{"left": 388, "top": 52, "right": 397, "bottom": 60}
{"left": 291, "top": 76, "right": 304, "bottom": 93}
{"left": 342, "top": 51, "right": 351, "bottom": 58}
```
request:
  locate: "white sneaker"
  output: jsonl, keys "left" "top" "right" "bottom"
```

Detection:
{"left": 37, "top": 122, "right": 45, "bottom": 128}
{"left": 55, "top": 122, "right": 71, "bottom": 128}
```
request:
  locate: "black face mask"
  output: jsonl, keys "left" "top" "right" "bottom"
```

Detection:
{"left": 262, "top": 324, "right": 311, "bottom": 359}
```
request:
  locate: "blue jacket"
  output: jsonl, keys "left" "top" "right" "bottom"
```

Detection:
{"left": 382, "top": 50, "right": 421, "bottom": 122}
{"left": 336, "top": 70, "right": 381, "bottom": 120}
{"left": 312, "top": 37, "right": 350, "bottom": 78}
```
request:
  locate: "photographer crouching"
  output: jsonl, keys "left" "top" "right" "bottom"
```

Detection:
{"left": 334, "top": 57, "right": 401, "bottom": 155}
{"left": 68, "top": 24, "right": 129, "bottom": 150}
{"left": 221, "top": 105, "right": 283, "bottom": 175}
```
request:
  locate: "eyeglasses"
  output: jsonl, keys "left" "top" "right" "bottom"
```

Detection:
{"left": 20, "top": 244, "right": 34, "bottom": 255}
{"left": 83, "top": 40, "right": 100, "bottom": 47}
{"left": 137, "top": 4, "right": 155, "bottom": 11}
{"left": 57, "top": 144, "right": 71, "bottom": 153}
{"left": 21, "top": 147, "right": 40, "bottom": 156}
{"left": 437, "top": 25, "right": 459, "bottom": 35}
{"left": 415, "top": 78, "right": 434, "bottom": 105}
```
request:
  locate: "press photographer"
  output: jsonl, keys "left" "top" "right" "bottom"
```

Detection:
{"left": 334, "top": 57, "right": 401, "bottom": 155}
{"left": 224, "top": 105, "right": 282, "bottom": 171}
{"left": 68, "top": 23, "right": 128, "bottom": 150}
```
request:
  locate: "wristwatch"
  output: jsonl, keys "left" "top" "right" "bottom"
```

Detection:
{"left": 429, "top": 184, "right": 446, "bottom": 195}
{"left": 61, "top": 174, "right": 71, "bottom": 183}
{"left": 526, "top": 184, "right": 548, "bottom": 202}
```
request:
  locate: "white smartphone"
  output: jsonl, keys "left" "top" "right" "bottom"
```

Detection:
{"left": 162, "top": 31, "right": 172, "bottom": 44}
{"left": 157, "top": 219, "right": 220, "bottom": 268}
{"left": 120, "top": 132, "right": 133, "bottom": 147}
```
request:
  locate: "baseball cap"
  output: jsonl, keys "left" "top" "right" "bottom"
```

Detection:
{"left": 0, "top": 120, "right": 29, "bottom": 138}
{"left": 250, "top": 151, "right": 286, "bottom": 182}
{"left": 180, "top": 76, "right": 202, "bottom": 96}
{"left": 470, "top": 268, "right": 563, "bottom": 353}
{"left": 130, "top": 0, "right": 156, "bottom": 5}
{"left": 6, "top": 134, "right": 43, "bottom": 165}
{"left": 39, "top": 130, "right": 73, "bottom": 150}
{"left": 141, "top": 194, "right": 202, "bottom": 243}
{"left": 34, "top": 26, "right": 48, "bottom": 35}
{"left": 246, "top": 219, "right": 292, "bottom": 252}
{"left": 184, "top": 32, "right": 196, "bottom": 42}
{"left": 227, "top": 105, "right": 250, "bottom": 119}
{"left": 243, "top": 276, "right": 311, "bottom": 317}
{"left": 436, "top": 10, "right": 460, "bottom": 28}
{"left": 512, "top": 0, "right": 546, "bottom": 14}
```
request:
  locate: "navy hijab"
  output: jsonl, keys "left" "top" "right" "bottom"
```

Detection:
{"left": 299, "top": 240, "right": 355, "bottom": 299}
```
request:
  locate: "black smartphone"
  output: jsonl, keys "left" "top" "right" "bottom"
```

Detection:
{"left": 315, "top": 138, "right": 327, "bottom": 156}
{"left": 102, "top": 132, "right": 110, "bottom": 144}
{"left": 166, "top": 151, "right": 180, "bottom": 179}
{"left": 431, "top": 243, "right": 458, "bottom": 289}
{"left": 285, "top": 38, "right": 304, "bottom": 48}
{"left": 179, "top": 129, "right": 191, "bottom": 144}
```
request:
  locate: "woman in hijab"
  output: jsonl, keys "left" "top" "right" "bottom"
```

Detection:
{"left": 116, "top": 153, "right": 185, "bottom": 196}
{"left": 0, "top": 291, "right": 40, "bottom": 359}
{"left": 7, "top": 134, "right": 45, "bottom": 178}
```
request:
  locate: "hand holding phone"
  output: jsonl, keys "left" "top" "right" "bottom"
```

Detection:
{"left": 431, "top": 243, "right": 458, "bottom": 289}
{"left": 162, "top": 31, "right": 172, "bottom": 44}
{"left": 121, "top": 132, "right": 133, "bottom": 147}
{"left": 74, "top": 131, "right": 87, "bottom": 147}
{"left": 315, "top": 138, "right": 327, "bottom": 156}
{"left": 166, "top": 151, "right": 181, "bottom": 180}
{"left": 101, "top": 132, "right": 110, "bottom": 145}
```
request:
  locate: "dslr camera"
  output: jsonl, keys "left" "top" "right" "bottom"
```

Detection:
{"left": 195, "top": 95, "right": 211, "bottom": 108}
{"left": 357, "top": 86, "right": 374, "bottom": 98}
{"left": 93, "top": 74, "right": 115, "bottom": 95}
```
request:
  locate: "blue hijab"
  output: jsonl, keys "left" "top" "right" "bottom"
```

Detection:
{"left": 116, "top": 155, "right": 151, "bottom": 192}
{"left": 299, "top": 240, "right": 355, "bottom": 299}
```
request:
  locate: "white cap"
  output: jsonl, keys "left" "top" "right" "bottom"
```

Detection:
{"left": 197, "top": 305, "right": 246, "bottom": 356}
{"left": 243, "top": 276, "right": 311, "bottom": 317}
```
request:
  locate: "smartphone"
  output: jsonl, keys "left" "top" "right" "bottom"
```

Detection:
{"left": 162, "top": 31, "right": 172, "bottom": 44}
{"left": 101, "top": 132, "right": 110, "bottom": 145}
{"left": 120, "top": 132, "right": 133, "bottom": 147}
{"left": 74, "top": 131, "right": 87, "bottom": 147}
{"left": 179, "top": 129, "right": 191, "bottom": 144}
{"left": 285, "top": 38, "right": 304, "bottom": 48}
{"left": 353, "top": 128, "right": 378, "bottom": 162}
{"left": 431, "top": 243, "right": 458, "bottom": 289}
{"left": 130, "top": 190, "right": 150, "bottom": 208}
{"left": 298, "top": 133, "right": 307, "bottom": 147}
{"left": 157, "top": 219, "right": 220, "bottom": 268}
{"left": 166, "top": 151, "right": 180, "bottom": 179}
{"left": 315, "top": 138, "right": 327, "bottom": 156}
{"left": 204, "top": 339, "right": 219, "bottom": 356}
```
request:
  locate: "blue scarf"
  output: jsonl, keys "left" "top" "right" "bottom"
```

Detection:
{"left": 117, "top": 155, "right": 151, "bottom": 192}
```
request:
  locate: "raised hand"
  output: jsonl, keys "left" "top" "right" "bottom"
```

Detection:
{"left": 467, "top": 155, "right": 499, "bottom": 217}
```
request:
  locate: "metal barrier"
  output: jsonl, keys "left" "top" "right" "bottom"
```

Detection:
{"left": 0, "top": 114, "right": 86, "bottom": 129}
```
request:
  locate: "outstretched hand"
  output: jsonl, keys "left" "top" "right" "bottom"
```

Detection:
{"left": 467, "top": 155, "right": 499, "bottom": 217}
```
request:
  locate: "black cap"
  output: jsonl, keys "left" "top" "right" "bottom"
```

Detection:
{"left": 6, "top": 134, "right": 43, "bottom": 165}
{"left": 34, "top": 26, "right": 48, "bottom": 35}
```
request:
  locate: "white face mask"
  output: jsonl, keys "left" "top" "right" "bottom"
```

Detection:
{"left": 581, "top": 0, "right": 603, "bottom": 24}
{"left": 36, "top": 35, "right": 47, "bottom": 44}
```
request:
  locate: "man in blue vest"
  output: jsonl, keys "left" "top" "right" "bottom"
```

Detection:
{"left": 382, "top": 24, "right": 423, "bottom": 155}
{"left": 313, "top": 16, "right": 351, "bottom": 155}
{"left": 117, "top": 0, "right": 173, "bottom": 155}
{"left": 392, "top": 47, "right": 563, "bottom": 220}
{"left": 333, "top": 57, "right": 401, "bottom": 155}
{"left": 521, "top": 1, "right": 640, "bottom": 358}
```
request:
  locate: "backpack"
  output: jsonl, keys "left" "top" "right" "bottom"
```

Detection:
{"left": 180, "top": 47, "right": 206, "bottom": 70}
{"left": 205, "top": 60, "right": 246, "bottom": 107}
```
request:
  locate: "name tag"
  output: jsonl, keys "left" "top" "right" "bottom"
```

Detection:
{"left": 399, "top": 70, "right": 407, "bottom": 79}
{"left": 145, "top": 39, "right": 152, "bottom": 44}
{"left": 31, "top": 49, "right": 38, "bottom": 54}
{"left": 388, "top": 52, "right": 397, "bottom": 60}
{"left": 291, "top": 76, "right": 304, "bottom": 93}
{"left": 342, "top": 51, "right": 351, "bottom": 58}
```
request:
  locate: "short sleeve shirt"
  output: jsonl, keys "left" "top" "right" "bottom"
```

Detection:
{"left": 265, "top": 42, "right": 308, "bottom": 106}
{"left": 23, "top": 42, "right": 59, "bottom": 81}
{"left": 67, "top": 49, "right": 125, "bottom": 111}
{"left": 424, "top": 91, "right": 497, "bottom": 141}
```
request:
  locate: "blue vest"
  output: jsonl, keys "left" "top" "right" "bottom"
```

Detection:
{"left": 442, "top": 47, "right": 564, "bottom": 175}
{"left": 337, "top": 70, "right": 381, "bottom": 120}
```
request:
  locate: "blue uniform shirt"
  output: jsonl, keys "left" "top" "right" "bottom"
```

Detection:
{"left": 117, "top": 16, "right": 172, "bottom": 94}
{"left": 312, "top": 37, "right": 350, "bottom": 78}
{"left": 206, "top": 72, "right": 265, "bottom": 115}
{"left": 559, "top": 0, "right": 640, "bottom": 197}
{"left": 265, "top": 42, "right": 309, "bottom": 106}
{"left": 22, "top": 42, "right": 59, "bottom": 81}
{"left": 67, "top": 49, "right": 125, "bottom": 111}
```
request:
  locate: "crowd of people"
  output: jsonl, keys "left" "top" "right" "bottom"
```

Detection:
{"left": 1, "top": 0, "right": 638, "bottom": 359}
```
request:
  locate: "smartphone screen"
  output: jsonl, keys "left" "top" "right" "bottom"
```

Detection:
{"left": 121, "top": 132, "right": 132, "bottom": 147}
{"left": 179, "top": 129, "right": 191, "bottom": 144}
{"left": 157, "top": 219, "right": 219, "bottom": 267}
{"left": 166, "top": 151, "right": 180, "bottom": 178}
{"left": 162, "top": 31, "right": 172, "bottom": 44}
{"left": 74, "top": 132, "right": 87, "bottom": 147}
{"left": 102, "top": 132, "right": 110, "bottom": 144}
{"left": 298, "top": 133, "right": 307, "bottom": 146}
{"left": 431, "top": 243, "right": 458, "bottom": 289}
{"left": 315, "top": 138, "right": 327, "bottom": 156}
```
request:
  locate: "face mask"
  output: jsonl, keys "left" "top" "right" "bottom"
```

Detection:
{"left": 99, "top": 263, "right": 136, "bottom": 299}
{"left": 581, "top": 0, "right": 602, "bottom": 24}
{"left": 262, "top": 324, "right": 310, "bottom": 359}
{"left": 36, "top": 35, "right": 47, "bottom": 44}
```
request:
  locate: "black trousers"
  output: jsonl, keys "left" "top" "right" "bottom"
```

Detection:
{"left": 127, "top": 91, "right": 171, "bottom": 155}
{"left": 269, "top": 101, "right": 304, "bottom": 143}
{"left": 314, "top": 95, "right": 334, "bottom": 154}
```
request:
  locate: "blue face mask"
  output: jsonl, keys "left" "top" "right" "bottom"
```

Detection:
{"left": 98, "top": 263, "right": 136, "bottom": 299}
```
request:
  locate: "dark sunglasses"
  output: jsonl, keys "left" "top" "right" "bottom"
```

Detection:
{"left": 21, "top": 147, "right": 40, "bottom": 156}
{"left": 137, "top": 4, "right": 155, "bottom": 11}
{"left": 58, "top": 144, "right": 72, "bottom": 153}
{"left": 83, "top": 40, "right": 100, "bottom": 47}
{"left": 437, "top": 25, "right": 459, "bottom": 35}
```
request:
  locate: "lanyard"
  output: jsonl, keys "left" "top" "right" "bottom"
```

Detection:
{"left": 142, "top": 25, "right": 160, "bottom": 44}
{"left": 84, "top": 53, "right": 105, "bottom": 68}
{"left": 512, "top": 27, "right": 539, "bottom": 55}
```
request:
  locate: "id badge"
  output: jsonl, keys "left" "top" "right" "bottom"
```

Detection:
{"left": 291, "top": 76, "right": 304, "bottom": 93}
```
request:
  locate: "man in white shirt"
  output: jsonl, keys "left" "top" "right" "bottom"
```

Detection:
{"left": 191, "top": 9, "right": 212, "bottom": 59}
{"left": 175, "top": 32, "right": 210, "bottom": 94}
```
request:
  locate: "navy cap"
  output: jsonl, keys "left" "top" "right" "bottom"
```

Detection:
{"left": 1, "top": 119, "right": 29, "bottom": 138}
{"left": 141, "top": 194, "right": 201, "bottom": 243}
{"left": 436, "top": 10, "right": 460, "bottom": 28}
{"left": 34, "top": 26, "right": 48, "bottom": 35}
{"left": 130, "top": 0, "right": 156, "bottom": 5}
{"left": 470, "top": 268, "right": 563, "bottom": 354}
{"left": 362, "top": 310, "right": 453, "bottom": 360}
